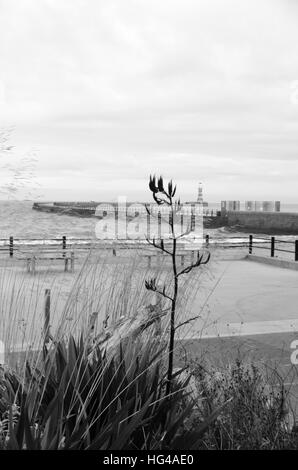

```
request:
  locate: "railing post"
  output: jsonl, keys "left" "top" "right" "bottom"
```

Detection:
{"left": 9, "top": 236, "right": 13, "bottom": 257}
{"left": 190, "top": 204, "right": 195, "bottom": 231}
{"left": 44, "top": 289, "right": 51, "bottom": 347}
{"left": 62, "top": 236, "right": 66, "bottom": 258}
{"left": 115, "top": 206, "right": 118, "bottom": 241}
{"left": 147, "top": 208, "right": 151, "bottom": 240}
{"left": 249, "top": 235, "right": 253, "bottom": 254}
{"left": 70, "top": 251, "right": 75, "bottom": 272}
{"left": 205, "top": 234, "right": 209, "bottom": 247}
{"left": 32, "top": 256, "right": 36, "bottom": 275}
{"left": 158, "top": 211, "right": 161, "bottom": 240}
{"left": 271, "top": 236, "right": 275, "bottom": 258}
{"left": 295, "top": 240, "right": 298, "bottom": 262}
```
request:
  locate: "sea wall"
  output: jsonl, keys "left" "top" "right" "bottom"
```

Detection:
{"left": 226, "top": 211, "right": 298, "bottom": 234}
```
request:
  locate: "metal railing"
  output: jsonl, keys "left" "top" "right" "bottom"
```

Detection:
{"left": 248, "top": 235, "right": 298, "bottom": 261}
{"left": 1, "top": 234, "right": 298, "bottom": 262}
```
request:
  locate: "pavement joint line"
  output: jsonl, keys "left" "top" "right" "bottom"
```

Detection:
{"left": 182, "top": 319, "right": 298, "bottom": 339}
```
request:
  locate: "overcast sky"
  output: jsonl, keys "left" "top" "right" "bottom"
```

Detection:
{"left": 0, "top": 0, "right": 298, "bottom": 202}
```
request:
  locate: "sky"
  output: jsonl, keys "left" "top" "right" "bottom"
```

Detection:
{"left": 0, "top": 0, "right": 298, "bottom": 202}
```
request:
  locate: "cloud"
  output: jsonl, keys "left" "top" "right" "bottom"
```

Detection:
{"left": 0, "top": 0, "right": 297, "bottom": 200}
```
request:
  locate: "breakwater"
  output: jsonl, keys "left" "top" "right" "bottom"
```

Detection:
{"left": 32, "top": 202, "right": 96, "bottom": 217}
{"left": 32, "top": 202, "right": 224, "bottom": 228}
{"left": 32, "top": 203, "right": 298, "bottom": 234}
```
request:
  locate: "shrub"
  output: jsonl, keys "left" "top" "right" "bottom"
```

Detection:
{"left": 0, "top": 335, "right": 219, "bottom": 450}
{"left": 193, "top": 360, "right": 295, "bottom": 450}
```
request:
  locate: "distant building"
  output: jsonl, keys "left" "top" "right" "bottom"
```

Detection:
{"left": 244, "top": 201, "right": 255, "bottom": 211}
{"left": 244, "top": 201, "right": 280, "bottom": 212}
{"left": 221, "top": 201, "right": 240, "bottom": 212}
{"left": 221, "top": 200, "right": 281, "bottom": 213}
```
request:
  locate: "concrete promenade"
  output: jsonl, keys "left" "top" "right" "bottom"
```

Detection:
{"left": 175, "top": 258, "right": 298, "bottom": 410}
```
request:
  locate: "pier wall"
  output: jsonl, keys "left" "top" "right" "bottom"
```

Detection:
{"left": 226, "top": 211, "right": 298, "bottom": 233}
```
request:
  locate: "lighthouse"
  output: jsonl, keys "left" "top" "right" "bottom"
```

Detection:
{"left": 197, "top": 182, "right": 203, "bottom": 204}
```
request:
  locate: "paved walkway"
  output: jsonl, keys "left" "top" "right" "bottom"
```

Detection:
{"left": 175, "top": 258, "right": 298, "bottom": 410}
{"left": 181, "top": 258, "right": 298, "bottom": 339}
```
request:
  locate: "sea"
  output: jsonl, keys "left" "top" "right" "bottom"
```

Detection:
{"left": 0, "top": 201, "right": 297, "bottom": 245}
